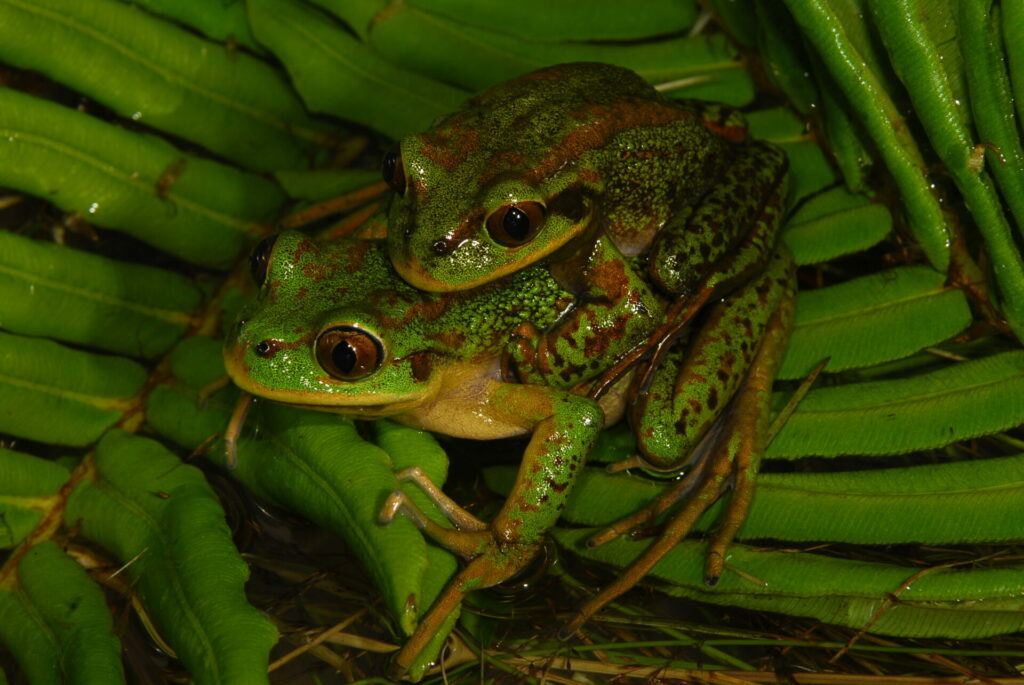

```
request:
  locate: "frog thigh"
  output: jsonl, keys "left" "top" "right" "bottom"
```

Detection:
{"left": 511, "top": 235, "right": 665, "bottom": 389}
{"left": 648, "top": 140, "right": 789, "bottom": 298}
{"left": 632, "top": 246, "right": 797, "bottom": 468}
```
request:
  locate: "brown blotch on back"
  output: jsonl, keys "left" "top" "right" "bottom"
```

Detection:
{"left": 420, "top": 126, "right": 481, "bottom": 172}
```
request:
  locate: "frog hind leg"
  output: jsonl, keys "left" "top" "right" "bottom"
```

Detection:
{"left": 563, "top": 249, "right": 796, "bottom": 637}
{"left": 588, "top": 142, "right": 788, "bottom": 400}
{"left": 673, "top": 97, "right": 749, "bottom": 143}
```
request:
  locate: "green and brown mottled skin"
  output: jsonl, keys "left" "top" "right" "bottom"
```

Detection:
{"left": 226, "top": 232, "right": 621, "bottom": 669}
{"left": 385, "top": 62, "right": 778, "bottom": 388}
{"left": 227, "top": 63, "right": 798, "bottom": 671}
{"left": 226, "top": 233, "right": 603, "bottom": 548}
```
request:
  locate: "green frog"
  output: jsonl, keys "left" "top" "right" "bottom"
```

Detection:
{"left": 382, "top": 62, "right": 788, "bottom": 392}
{"left": 225, "top": 223, "right": 795, "bottom": 673}
{"left": 227, "top": 231, "right": 609, "bottom": 672}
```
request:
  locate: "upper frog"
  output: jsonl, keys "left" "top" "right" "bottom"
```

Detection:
{"left": 383, "top": 62, "right": 745, "bottom": 293}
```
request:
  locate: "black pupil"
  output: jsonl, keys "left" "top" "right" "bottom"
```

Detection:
{"left": 333, "top": 339, "right": 357, "bottom": 374}
{"left": 504, "top": 206, "right": 531, "bottom": 240}
{"left": 382, "top": 151, "right": 397, "bottom": 183}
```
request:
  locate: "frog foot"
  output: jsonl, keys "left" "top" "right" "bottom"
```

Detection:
{"left": 559, "top": 417, "right": 756, "bottom": 639}
{"left": 502, "top": 321, "right": 549, "bottom": 385}
{"left": 379, "top": 466, "right": 493, "bottom": 558}
{"left": 382, "top": 472, "right": 542, "bottom": 675}
{"left": 563, "top": 292, "right": 794, "bottom": 638}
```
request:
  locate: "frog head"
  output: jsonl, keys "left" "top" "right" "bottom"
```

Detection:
{"left": 225, "top": 232, "right": 448, "bottom": 417}
{"left": 384, "top": 62, "right": 673, "bottom": 292}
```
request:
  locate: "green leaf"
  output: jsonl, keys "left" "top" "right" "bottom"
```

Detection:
{"left": 0, "top": 330, "right": 145, "bottom": 446}
{"left": 779, "top": 266, "right": 972, "bottom": 379}
{"left": 0, "top": 0, "right": 328, "bottom": 171}
{"left": 866, "top": 0, "right": 1024, "bottom": 337}
{"left": 405, "top": 0, "right": 697, "bottom": 42}
{"left": 0, "top": 231, "right": 201, "bottom": 357}
{"left": 122, "top": 0, "right": 263, "bottom": 53}
{"left": 246, "top": 0, "right": 468, "bottom": 139}
{"left": 212, "top": 405, "right": 440, "bottom": 636}
{"left": 0, "top": 541, "right": 125, "bottom": 685}
{"left": 369, "top": 421, "right": 458, "bottom": 602}
{"left": 769, "top": 351, "right": 1024, "bottom": 458}
{"left": 747, "top": 108, "right": 837, "bottom": 203}
{"left": 958, "top": 0, "right": 1024, "bottom": 238}
{"left": 555, "top": 528, "right": 1024, "bottom": 639}
{"left": 362, "top": 7, "right": 751, "bottom": 102}
{"left": 750, "top": 0, "right": 818, "bottom": 112}
{"left": 65, "top": 431, "right": 277, "bottom": 685}
{"left": 274, "top": 169, "right": 381, "bottom": 203}
{"left": 493, "top": 452, "right": 1024, "bottom": 545}
{"left": 782, "top": 187, "right": 891, "bottom": 265}
{"left": 0, "top": 449, "right": 69, "bottom": 549}
{"left": 0, "top": 88, "right": 283, "bottom": 268}
{"left": 784, "top": 0, "right": 951, "bottom": 272}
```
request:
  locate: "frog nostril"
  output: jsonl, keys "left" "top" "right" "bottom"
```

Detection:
{"left": 254, "top": 340, "right": 277, "bottom": 358}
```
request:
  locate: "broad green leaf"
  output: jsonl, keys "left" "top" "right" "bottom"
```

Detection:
{"left": 866, "top": 0, "right": 1024, "bottom": 337}
{"left": 0, "top": 0, "right": 327, "bottom": 171}
{"left": 490, "top": 453, "right": 1024, "bottom": 545}
{"left": 220, "top": 407, "right": 437, "bottom": 636}
{"left": 0, "top": 232, "right": 201, "bottom": 357}
{"left": 405, "top": 0, "right": 697, "bottom": 42}
{"left": 274, "top": 169, "right": 381, "bottom": 202}
{"left": 246, "top": 0, "right": 468, "bottom": 139}
{"left": 779, "top": 266, "right": 972, "bottom": 378}
{"left": 0, "top": 541, "right": 125, "bottom": 685}
{"left": 0, "top": 449, "right": 69, "bottom": 549}
{"left": 747, "top": 108, "right": 837, "bottom": 203}
{"left": 363, "top": 7, "right": 750, "bottom": 102}
{"left": 145, "top": 337, "right": 238, "bottom": 450}
{"left": 782, "top": 187, "right": 891, "bottom": 264}
{"left": 122, "top": 0, "right": 263, "bottom": 53}
{"left": 369, "top": 420, "right": 458, "bottom": 673}
{"left": 555, "top": 529, "right": 1024, "bottom": 639}
{"left": 0, "top": 88, "right": 283, "bottom": 268}
{"left": 1005, "top": 0, "right": 1024, "bottom": 128}
{"left": 0, "top": 330, "right": 145, "bottom": 446}
{"left": 769, "top": 351, "right": 1024, "bottom": 458}
{"left": 65, "top": 431, "right": 277, "bottom": 685}
{"left": 750, "top": 0, "right": 818, "bottom": 112}
{"left": 958, "top": 0, "right": 1024, "bottom": 237}
{"left": 784, "top": 0, "right": 951, "bottom": 272}
{"left": 150, "top": 337, "right": 452, "bottom": 638}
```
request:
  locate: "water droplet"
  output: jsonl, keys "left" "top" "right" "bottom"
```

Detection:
{"left": 131, "top": 111, "right": 142, "bottom": 121}
{"left": 88, "top": 202, "right": 99, "bottom": 214}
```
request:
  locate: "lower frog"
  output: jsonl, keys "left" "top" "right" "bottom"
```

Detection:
{"left": 227, "top": 231, "right": 610, "bottom": 672}
{"left": 226, "top": 225, "right": 795, "bottom": 674}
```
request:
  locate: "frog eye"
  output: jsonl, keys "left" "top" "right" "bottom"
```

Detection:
{"left": 249, "top": 235, "right": 277, "bottom": 287}
{"left": 381, "top": 144, "right": 406, "bottom": 196}
{"left": 316, "top": 325, "right": 385, "bottom": 381}
{"left": 486, "top": 201, "right": 546, "bottom": 247}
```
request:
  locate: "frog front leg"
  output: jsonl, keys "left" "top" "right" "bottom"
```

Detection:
{"left": 506, "top": 233, "right": 665, "bottom": 389}
{"left": 562, "top": 247, "right": 796, "bottom": 636}
{"left": 387, "top": 380, "right": 604, "bottom": 674}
